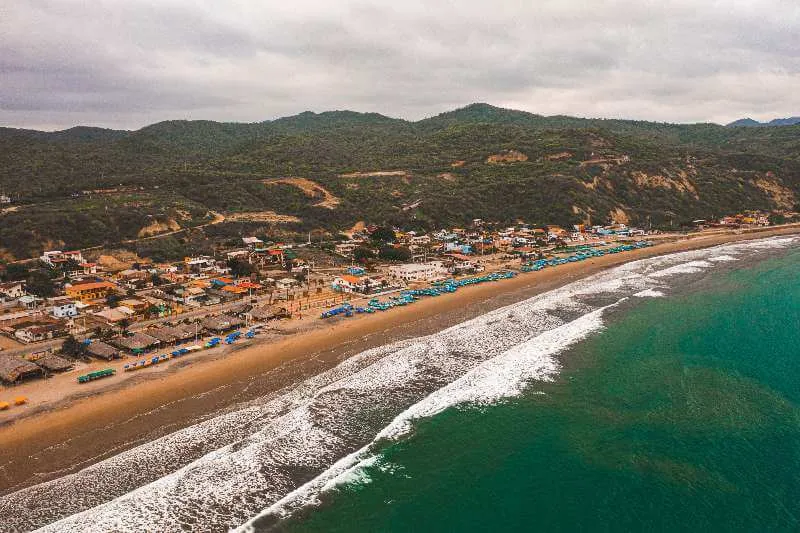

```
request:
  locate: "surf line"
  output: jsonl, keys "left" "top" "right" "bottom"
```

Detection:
{"left": 235, "top": 299, "right": 626, "bottom": 531}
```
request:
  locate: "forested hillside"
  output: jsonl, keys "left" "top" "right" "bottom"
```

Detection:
{"left": 1, "top": 103, "right": 799, "bottom": 260}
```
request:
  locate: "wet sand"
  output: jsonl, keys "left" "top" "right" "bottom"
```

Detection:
{"left": 0, "top": 225, "right": 798, "bottom": 495}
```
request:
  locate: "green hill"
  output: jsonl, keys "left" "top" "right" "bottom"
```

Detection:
{"left": 1, "top": 104, "right": 799, "bottom": 260}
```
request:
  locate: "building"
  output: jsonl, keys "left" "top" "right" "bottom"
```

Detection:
{"left": 0, "top": 194, "right": 11, "bottom": 204}
{"left": 0, "top": 355, "right": 42, "bottom": 384}
{"left": 14, "top": 322, "right": 66, "bottom": 343}
{"left": 184, "top": 256, "right": 217, "bottom": 276}
{"left": 146, "top": 324, "right": 198, "bottom": 345}
{"left": 202, "top": 314, "right": 244, "bottom": 333}
{"left": 112, "top": 332, "right": 161, "bottom": 354}
{"left": 33, "top": 354, "right": 74, "bottom": 374}
{"left": 84, "top": 340, "right": 120, "bottom": 360}
{"left": 93, "top": 306, "right": 134, "bottom": 324}
{"left": 51, "top": 299, "right": 78, "bottom": 319}
{"left": 334, "top": 242, "right": 362, "bottom": 257}
{"left": 242, "top": 236, "right": 264, "bottom": 249}
{"left": 387, "top": 261, "right": 448, "bottom": 283}
{"left": 18, "top": 295, "right": 42, "bottom": 309}
{"left": 65, "top": 281, "right": 117, "bottom": 303}
{"left": 0, "top": 281, "right": 25, "bottom": 300}
{"left": 446, "top": 253, "right": 482, "bottom": 275}
{"left": 40, "top": 250, "right": 85, "bottom": 268}
{"left": 331, "top": 275, "right": 386, "bottom": 294}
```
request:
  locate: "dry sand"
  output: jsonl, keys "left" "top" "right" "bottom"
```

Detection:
{"left": 0, "top": 225, "right": 798, "bottom": 494}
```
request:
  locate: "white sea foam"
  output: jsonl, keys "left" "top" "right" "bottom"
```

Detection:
{"left": 708, "top": 254, "right": 738, "bottom": 262}
{"left": 3, "top": 234, "right": 795, "bottom": 533}
{"left": 648, "top": 260, "right": 714, "bottom": 278}
{"left": 236, "top": 302, "right": 616, "bottom": 530}
{"left": 634, "top": 289, "right": 665, "bottom": 298}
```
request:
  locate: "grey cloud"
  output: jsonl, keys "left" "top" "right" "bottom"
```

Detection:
{"left": 1, "top": 0, "right": 799, "bottom": 130}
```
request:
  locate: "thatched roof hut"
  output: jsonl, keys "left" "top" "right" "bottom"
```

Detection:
{"left": 0, "top": 356, "right": 43, "bottom": 384}
{"left": 201, "top": 314, "right": 244, "bottom": 333}
{"left": 111, "top": 332, "right": 161, "bottom": 353}
{"left": 34, "top": 354, "right": 75, "bottom": 373}
{"left": 146, "top": 325, "right": 197, "bottom": 344}
{"left": 84, "top": 340, "right": 120, "bottom": 360}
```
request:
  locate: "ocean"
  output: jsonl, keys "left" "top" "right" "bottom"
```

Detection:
{"left": 1, "top": 236, "right": 798, "bottom": 532}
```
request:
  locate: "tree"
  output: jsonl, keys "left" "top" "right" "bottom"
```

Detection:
{"left": 61, "top": 335, "right": 84, "bottom": 359}
{"left": 106, "top": 293, "right": 122, "bottom": 308}
{"left": 26, "top": 270, "right": 56, "bottom": 297}
{"left": 2, "top": 263, "right": 30, "bottom": 282}
{"left": 227, "top": 258, "right": 256, "bottom": 278}
{"left": 378, "top": 245, "right": 411, "bottom": 262}
{"left": 353, "top": 246, "right": 375, "bottom": 264}
{"left": 370, "top": 226, "right": 396, "bottom": 243}
{"left": 61, "top": 258, "right": 82, "bottom": 275}
{"left": 118, "top": 318, "right": 131, "bottom": 334}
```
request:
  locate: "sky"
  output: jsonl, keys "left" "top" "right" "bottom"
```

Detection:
{"left": 1, "top": 0, "right": 799, "bottom": 131}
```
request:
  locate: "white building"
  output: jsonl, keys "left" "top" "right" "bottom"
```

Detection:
{"left": 387, "top": 261, "right": 448, "bottom": 283}
{"left": 242, "top": 236, "right": 264, "bottom": 249}
{"left": 331, "top": 275, "right": 386, "bottom": 294}
{"left": 52, "top": 300, "right": 78, "bottom": 318}
{"left": 40, "top": 250, "right": 85, "bottom": 268}
{"left": 334, "top": 241, "right": 363, "bottom": 257}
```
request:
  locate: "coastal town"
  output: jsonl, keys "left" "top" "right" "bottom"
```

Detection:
{"left": 0, "top": 210, "right": 778, "bottom": 410}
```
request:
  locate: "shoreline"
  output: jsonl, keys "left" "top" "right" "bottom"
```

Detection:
{"left": 1, "top": 224, "right": 799, "bottom": 495}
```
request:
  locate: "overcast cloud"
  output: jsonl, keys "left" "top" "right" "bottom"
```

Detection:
{"left": 1, "top": 0, "right": 798, "bottom": 130}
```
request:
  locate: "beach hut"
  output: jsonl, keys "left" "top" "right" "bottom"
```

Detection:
{"left": 34, "top": 354, "right": 75, "bottom": 374}
{"left": 0, "top": 356, "right": 43, "bottom": 385}
{"left": 201, "top": 314, "right": 245, "bottom": 334}
{"left": 84, "top": 340, "right": 121, "bottom": 361}
{"left": 111, "top": 332, "right": 161, "bottom": 355}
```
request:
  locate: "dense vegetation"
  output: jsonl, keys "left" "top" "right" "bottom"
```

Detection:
{"left": 1, "top": 103, "right": 799, "bottom": 260}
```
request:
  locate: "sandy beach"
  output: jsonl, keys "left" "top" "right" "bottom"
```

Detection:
{"left": 1, "top": 224, "right": 798, "bottom": 495}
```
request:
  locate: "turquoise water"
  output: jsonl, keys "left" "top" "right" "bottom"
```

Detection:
{"left": 281, "top": 250, "right": 800, "bottom": 532}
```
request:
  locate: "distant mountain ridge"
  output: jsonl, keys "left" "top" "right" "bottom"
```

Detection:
{"left": 1, "top": 103, "right": 800, "bottom": 261}
{"left": 727, "top": 117, "right": 800, "bottom": 128}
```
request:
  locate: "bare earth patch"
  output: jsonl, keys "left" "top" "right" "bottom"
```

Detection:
{"left": 753, "top": 175, "right": 796, "bottom": 209}
{"left": 225, "top": 211, "right": 302, "bottom": 223}
{"left": 95, "top": 251, "right": 145, "bottom": 272}
{"left": 545, "top": 151, "right": 573, "bottom": 162}
{"left": 264, "top": 178, "right": 341, "bottom": 209}
{"left": 137, "top": 218, "right": 181, "bottom": 238}
{"left": 579, "top": 155, "right": 630, "bottom": 169}
{"left": 609, "top": 207, "right": 630, "bottom": 225}
{"left": 631, "top": 170, "right": 699, "bottom": 199}
{"left": 487, "top": 150, "right": 528, "bottom": 164}
{"left": 338, "top": 170, "right": 409, "bottom": 178}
